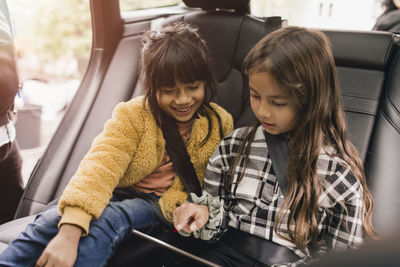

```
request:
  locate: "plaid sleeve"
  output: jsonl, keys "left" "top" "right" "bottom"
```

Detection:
{"left": 188, "top": 128, "right": 248, "bottom": 241}
{"left": 203, "top": 128, "right": 245, "bottom": 197}
{"left": 320, "top": 164, "right": 365, "bottom": 251}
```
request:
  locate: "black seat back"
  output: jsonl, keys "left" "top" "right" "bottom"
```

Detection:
{"left": 323, "top": 30, "right": 400, "bottom": 235}
{"left": 323, "top": 31, "right": 396, "bottom": 160}
{"left": 365, "top": 44, "right": 400, "bottom": 237}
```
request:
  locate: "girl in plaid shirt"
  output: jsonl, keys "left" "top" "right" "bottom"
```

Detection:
{"left": 173, "top": 27, "right": 376, "bottom": 266}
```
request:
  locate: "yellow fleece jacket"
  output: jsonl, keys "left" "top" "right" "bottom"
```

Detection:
{"left": 58, "top": 96, "right": 233, "bottom": 235}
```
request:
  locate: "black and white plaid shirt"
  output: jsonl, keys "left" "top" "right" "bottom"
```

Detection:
{"left": 198, "top": 126, "right": 365, "bottom": 265}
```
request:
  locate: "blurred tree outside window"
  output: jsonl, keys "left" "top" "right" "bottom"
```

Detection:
{"left": 8, "top": 0, "right": 91, "bottom": 81}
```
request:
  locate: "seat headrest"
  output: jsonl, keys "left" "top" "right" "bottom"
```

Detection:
{"left": 183, "top": 0, "right": 250, "bottom": 12}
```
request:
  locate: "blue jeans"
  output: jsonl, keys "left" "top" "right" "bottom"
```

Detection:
{"left": 0, "top": 195, "right": 161, "bottom": 267}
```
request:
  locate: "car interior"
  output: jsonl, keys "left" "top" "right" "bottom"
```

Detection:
{"left": 0, "top": 0, "right": 399, "bottom": 265}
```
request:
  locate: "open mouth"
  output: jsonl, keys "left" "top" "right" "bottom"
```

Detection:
{"left": 173, "top": 105, "right": 193, "bottom": 114}
{"left": 262, "top": 122, "right": 275, "bottom": 128}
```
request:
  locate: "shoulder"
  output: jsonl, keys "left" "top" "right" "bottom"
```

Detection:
{"left": 208, "top": 102, "right": 234, "bottom": 134}
{"left": 112, "top": 96, "right": 153, "bottom": 120}
{"left": 317, "top": 148, "right": 362, "bottom": 206}
{"left": 106, "top": 96, "right": 156, "bottom": 136}
{"left": 209, "top": 102, "right": 229, "bottom": 117}
{"left": 217, "top": 126, "right": 257, "bottom": 151}
{"left": 115, "top": 96, "right": 147, "bottom": 113}
{"left": 223, "top": 125, "right": 251, "bottom": 140}
{"left": 226, "top": 125, "right": 264, "bottom": 140}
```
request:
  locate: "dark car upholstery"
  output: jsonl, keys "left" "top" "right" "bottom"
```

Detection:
{"left": 0, "top": 0, "right": 400, "bottom": 264}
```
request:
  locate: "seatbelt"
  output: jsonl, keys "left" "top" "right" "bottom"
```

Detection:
{"left": 223, "top": 227, "right": 299, "bottom": 266}
{"left": 160, "top": 112, "right": 202, "bottom": 197}
{"left": 263, "top": 131, "right": 290, "bottom": 195}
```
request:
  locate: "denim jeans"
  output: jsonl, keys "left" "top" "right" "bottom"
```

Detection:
{"left": 0, "top": 194, "right": 161, "bottom": 267}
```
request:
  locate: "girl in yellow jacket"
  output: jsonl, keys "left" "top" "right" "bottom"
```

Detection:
{"left": 0, "top": 22, "right": 233, "bottom": 267}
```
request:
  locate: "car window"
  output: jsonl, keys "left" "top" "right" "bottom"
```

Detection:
{"left": 7, "top": 0, "right": 91, "bottom": 183}
{"left": 251, "top": 0, "right": 384, "bottom": 30}
{"left": 120, "top": 0, "right": 182, "bottom": 12}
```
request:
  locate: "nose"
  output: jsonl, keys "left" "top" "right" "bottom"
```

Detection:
{"left": 257, "top": 102, "right": 272, "bottom": 119}
{"left": 175, "top": 89, "right": 191, "bottom": 105}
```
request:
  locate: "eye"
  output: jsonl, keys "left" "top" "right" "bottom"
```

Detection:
{"left": 161, "top": 88, "right": 175, "bottom": 94}
{"left": 249, "top": 87, "right": 261, "bottom": 100}
{"left": 188, "top": 84, "right": 200, "bottom": 90}
{"left": 272, "top": 101, "right": 286, "bottom": 106}
{"left": 250, "top": 93, "right": 260, "bottom": 99}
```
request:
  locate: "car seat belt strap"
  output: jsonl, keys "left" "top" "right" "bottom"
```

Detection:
{"left": 264, "top": 131, "right": 289, "bottom": 195}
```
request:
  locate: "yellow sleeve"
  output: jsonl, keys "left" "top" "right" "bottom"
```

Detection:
{"left": 58, "top": 98, "right": 145, "bottom": 230}
{"left": 210, "top": 102, "right": 234, "bottom": 136}
{"left": 58, "top": 206, "right": 92, "bottom": 236}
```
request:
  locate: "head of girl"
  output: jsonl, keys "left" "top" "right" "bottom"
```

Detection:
{"left": 140, "top": 22, "right": 218, "bottom": 126}
{"left": 242, "top": 26, "right": 375, "bottom": 248}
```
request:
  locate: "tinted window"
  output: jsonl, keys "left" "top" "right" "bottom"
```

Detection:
{"left": 120, "top": 0, "right": 182, "bottom": 12}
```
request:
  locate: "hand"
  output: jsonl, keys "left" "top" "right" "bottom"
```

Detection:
{"left": 36, "top": 224, "right": 82, "bottom": 267}
{"left": 173, "top": 203, "right": 209, "bottom": 233}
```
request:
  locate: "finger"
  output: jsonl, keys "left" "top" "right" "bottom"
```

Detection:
{"left": 196, "top": 211, "right": 209, "bottom": 228}
{"left": 189, "top": 221, "right": 198, "bottom": 232}
{"left": 174, "top": 205, "right": 193, "bottom": 231}
{"left": 181, "top": 212, "right": 197, "bottom": 233}
{"left": 174, "top": 208, "right": 186, "bottom": 231}
{"left": 182, "top": 221, "right": 194, "bottom": 233}
{"left": 36, "top": 253, "right": 48, "bottom": 267}
{"left": 190, "top": 205, "right": 209, "bottom": 230}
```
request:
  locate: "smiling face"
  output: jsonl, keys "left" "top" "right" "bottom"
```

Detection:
{"left": 249, "top": 72, "right": 298, "bottom": 135}
{"left": 156, "top": 80, "right": 205, "bottom": 123}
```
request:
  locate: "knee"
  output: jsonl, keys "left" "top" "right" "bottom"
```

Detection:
{"left": 18, "top": 207, "right": 60, "bottom": 240}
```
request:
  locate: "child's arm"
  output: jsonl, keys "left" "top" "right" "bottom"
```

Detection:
{"left": 322, "top": 167, "right": 365, "bottom": 251}
{"left": 174, "top": 129, "right": 239, "bottom": 241}
{"left": 58, "top": 100, "right": 144, "bottom": 235}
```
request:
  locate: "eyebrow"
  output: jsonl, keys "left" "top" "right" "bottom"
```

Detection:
{"left": 249, "top": 87, "right": 288, "bottom": 99}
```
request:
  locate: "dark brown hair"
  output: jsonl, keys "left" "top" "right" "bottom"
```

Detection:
{"left": 227, "top": 27, "right": 375, "bottom": 249}
{"left": 140, "top": 22, "right": 222, "bottom": 143}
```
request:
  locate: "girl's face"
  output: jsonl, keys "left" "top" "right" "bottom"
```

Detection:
{"left": 249, "top": 72, "right": 298, "bottom": 135}
{"left": 156, "top": 80, "right": 205, "bottom": 123}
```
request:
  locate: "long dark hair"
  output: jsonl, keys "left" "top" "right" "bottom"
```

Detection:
{"left": 140, "top": 22, "right": 223, "bottom": 144}
{"left": 226, "top": 27, "right": 375, "bottom": 249}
